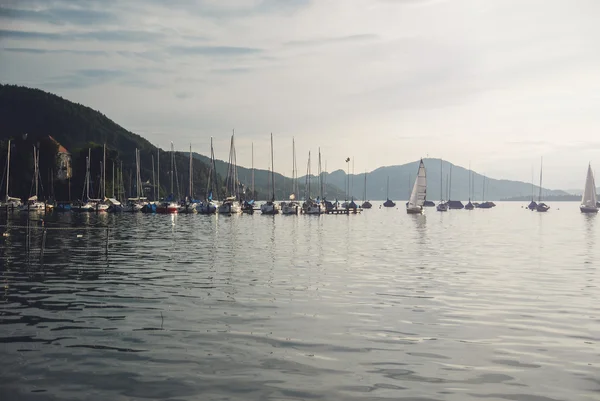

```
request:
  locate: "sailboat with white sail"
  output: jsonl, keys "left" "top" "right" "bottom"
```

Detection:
{"left": 281, "top": 138, "right": 300, "bottom": 215}
{"left": 406, "top": 159, "right": 427, "bottom": 214}
{"left": 436, "top": 159, "right": 448, "bottom": 211}
{"left": 1, "top": 139, "right": 22, "bottom": 210}
{"left": 536, "top": 157, "right": 550, "bottom": 212}
{"left": 580, "top": 163, "right": 598, "bottom": 213}
{"left": 197, "top": 137, "right": 219, "bottom": 214}
{"left": 218, "top": 131, "right": 242, "bottom": 215}
{"left": 261, "top": 133, "right": 280, "bottom": 215}
{"left": 20, "top": 145, "right": 46, "bottom": 212}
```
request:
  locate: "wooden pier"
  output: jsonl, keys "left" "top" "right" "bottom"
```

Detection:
{"left": 325, "top": 207, "right": 361, "bottom": 215}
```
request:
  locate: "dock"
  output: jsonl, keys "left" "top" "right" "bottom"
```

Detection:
{"left": 325, "top": 207, "right": 361, "bottom": 215}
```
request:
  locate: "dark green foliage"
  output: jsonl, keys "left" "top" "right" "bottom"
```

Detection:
{"left": 0, "top": 84, "right": 213, "bottom": 201}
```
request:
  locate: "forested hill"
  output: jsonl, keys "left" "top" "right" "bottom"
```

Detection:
{"left": 0, "top": 84, "right": 212, "bottom": 201}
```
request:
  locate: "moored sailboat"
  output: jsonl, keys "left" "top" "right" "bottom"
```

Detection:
{"left": 218, "top": 132, "right": 242, "bottom": 215}
{"left": 261, "top": 133, "right": 280, "bottom": 215}
{"left": 464, "top": 162, "right": 474, "bottom": 210}
{"left": 383, "top": 176, "right": 395, "bottom": 207}
{"left": 197, "top": 137, "right": 219, "bottom": 214}
{"left": 281, "top": 138, "right": 300, "bottom": 215}
{"left": 436, "top": 159, "right": 448, "bottom": 212}
{"left": 20, "top": 146, "right": 47, "bottom": 212}
{"left": 157, "top": 142, "right": 179, "bottom": 214}
{"left": 361, "top": 171, "right": 372, "bottom": 209}
{"left": 406, "top": 159, "right": 426, "bottom": 214}
{"left": 536, "top": 157, "right": 550, "bottom": 212}
{"left": 1, "top": 139, "right": 22, "bottom": 210}
{"left": 580, "top": 163, "right": 598, "bottom": 213}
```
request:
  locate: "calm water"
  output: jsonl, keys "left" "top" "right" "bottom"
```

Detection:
{"left": 0, "top": 202, "right": 598, "bottom": 401}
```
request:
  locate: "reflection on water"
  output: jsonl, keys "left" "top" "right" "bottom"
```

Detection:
{"left": 0, "top": 202, "right": 598, "bottom": 401}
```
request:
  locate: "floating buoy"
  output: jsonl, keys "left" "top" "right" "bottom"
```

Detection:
{"left": 76, "top": 234, "right": 83, "bottom": 238}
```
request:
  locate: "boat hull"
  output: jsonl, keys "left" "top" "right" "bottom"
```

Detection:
{"left": 436, "top": 203, "right": 448, "bottom": 212}
{"left": 218, "top": 202, "right": 241, "bottom": 215}
{"left": 281, "top": 204, "right": 299, "bottom": 215}
{"left": 197, "top": 202, "right": 217, "bottom": 214}
{"left": 580, "top": 205, "right": 599, "bottom": 213}
{"left": 157, "top": 203, "right": 179, "bottom": 214}
{"left": 406, "top": 207, "right": 423, "bottom": 214}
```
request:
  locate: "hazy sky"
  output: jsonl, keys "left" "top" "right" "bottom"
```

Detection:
{"left": 1, "top": 0, "right": 599, "bottom": 189}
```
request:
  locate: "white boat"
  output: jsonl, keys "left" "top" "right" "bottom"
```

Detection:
{"left": 123, "top": 197, "right": 146, "bottom": 212}
{"left": 219, "top": 131, "right": 242, "bottom": 215}
{"left": 281, "top": 138, "right": 300, "bottom": 215}
{"left": 406, "top": 159, "right": 426, "bottom": 214}
{"left": 1, "top": 140, "right": 22, "bottom": 210}
{"left": 218, "top": 197, "right": 241, "bottom": 214}
{"left": 261, "top": 133, "right": 280, "bottom": 215}
{"left": 198, "top": 137, "right": 219, "bottom": 215}
{"left": 303, "top": 198, "right": 323, "bottom": 214}
{"left": 20, "top": 146, "right": 46, "bottom": 212}
{"left": 580, "top": 163, "right": 598, "bottom": 213}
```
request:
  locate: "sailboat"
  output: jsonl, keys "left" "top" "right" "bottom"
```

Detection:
{"left": 580, "top": 163, "right": 598, "bottom": 213}
{"left": 180, "top": 144, "right": 198, "bottom": 213}
{"left": 197, "top": 137, "right": 219, "bottom": 214}
{"left": 281, "top": 138, "right": 300, "bottom": 215}
{"left": 302, "top": 151, "right": 323, "bottom": 214}
{"left": 157, "top": 142, "right": 179, "bottom": 214}
{"left": 536, "top": 157, "right": 550, "bottom": 212}
{"left": 242, "top": 142, "right": 255, "bottom": 213}
{"left": 437, "top": 159, "right": 448, "bottom": 211}
{"left": 406, "top": 159, "right": 427, "bottom": 214}
{"left": 123, "top": 149, "right": 147, "bottom": 212}
{"left": 218, "top": 131, "right": 242, "bottom": 215}
{"left": 361, "top": 171, "right": 372, "bottom": 209}
{"left": 1, "top": 139, "right": 22, "bottom": 210}
{"left": 261, "top": 133, "right": 280, "bottom": 215}
{"left": 20, "top": 145, "right": 46, "bottom": 212}
{"left": 383, "top": 176, "right": 395, "bottom": 207}
{"left": 476, "top": 175, "right": 494, "bottom": 209}
{"left": 527, "top": 166, "right": 537, "bottom": 210}
{"left": 94, "top": 143, "right": 110, "bottom": 212}
{"left": 464, "top": 162, "right": 474, "bottom": 210}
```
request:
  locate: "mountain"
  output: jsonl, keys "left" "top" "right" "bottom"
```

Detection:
{"left": 0, "top": 84, "right": 211, "bottom": 202}
{"left": 192, "top": 152, "right": 346, "bottom": 201}
{"left": 318, "top": 159, "right": 569, "bottom": 201}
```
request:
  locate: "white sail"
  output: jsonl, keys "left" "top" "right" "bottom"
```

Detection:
{"left": 582, "top": 164, "right": 597, "bottom": 207}
{"left": 408, "top": 159, "right": 427, "bottom": 209}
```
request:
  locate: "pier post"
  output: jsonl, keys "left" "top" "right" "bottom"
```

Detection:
{"left": 40, "top": 228, "right": 47, "bottom": 261}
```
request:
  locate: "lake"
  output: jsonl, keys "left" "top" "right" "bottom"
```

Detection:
{"left": 0, "top": 202, "right": 598, "bottom": 401}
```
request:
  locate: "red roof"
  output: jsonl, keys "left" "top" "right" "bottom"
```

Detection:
{"left": 48, "top": 135, "right": 69, "bottom": 154}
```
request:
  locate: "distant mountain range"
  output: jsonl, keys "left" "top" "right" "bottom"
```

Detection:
{"left": 317, "top": 159, "right": 568, "bottom": 201}
{"left": 0, "top": 84, "right": 577, "bottom": 203}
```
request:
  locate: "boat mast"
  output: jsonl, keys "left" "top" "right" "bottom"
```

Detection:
{"left": 363, "top": 171, "right": 367, "bottom": 202}
{"left": 170, "top": 142, "right": 174, "bottom": 196}
{"left": 112, "top": 162, "right": 115, "bottom": 199}
{"left": 270, "top": 133, "right": 275, "bottom": 202}
{"left": 87, "top": 148, "right": 91, "bottom": 200}
{"left": 468, "top": 161, "right": 471, "bottom": 202}
{"left": 5, "top": 139, "right": 10, "bottom": 202}
{"left": 34, "top": 146, "right": 39, "bottom": 199}
{"left": 440, "top": 159, "right": 443, "bottom": 202}
{"left": 102, "top": 143, "right": 106, "bottom": 199}
{"left": 538, "top": 157, "right": 543, "bottom": 203}
{"left": 306, "top": 151, "right": 311, "bottom": 199}
{"left": 189, "top": 144, "right": 193, "bottom": 199}
{"left": 386, "top": 176, "right": 389, "bottom": 200}
{"left": 292, "top": 138, "right": 297, "bottom": 199}
{"left": 157, "top": 148, "right": 160, "bottom": 200}
{"left": 319, "top": 148, "right": 323, "bottom": 199}
{"left": 151, "top": 155, "right": 155, "bottom": 201}
{"left": 251, "top": 142, "right": 255, "bottom": 199}
{"left": 449, "top": 164, "right": 452, "bottom": 202}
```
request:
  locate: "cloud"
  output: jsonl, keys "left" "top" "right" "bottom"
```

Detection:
{"left": 284, "top": 34, "right": 380, "bottom": 47}
{"left": 0, "top": 5, "right": 117, "bottom": 25}
{"left": 0, "top": 29, "right": 165, "bottom": 42}
{"left": 3, "top": 47, "right": 107, "bottom": 56}
{"left": 168, "top": 45, "right": 262, "bottom": 57}
{"left": 211, "top": 67, "right": 253, "bottom": 74}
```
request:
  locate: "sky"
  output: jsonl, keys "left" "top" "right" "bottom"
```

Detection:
{"left": 1, "top": 0, "right": 599, "bottom": 189}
